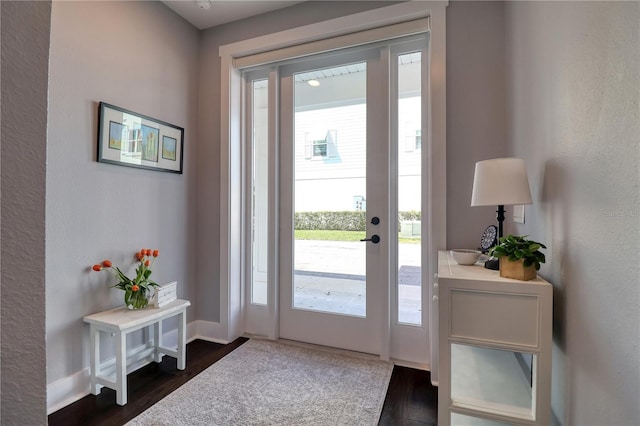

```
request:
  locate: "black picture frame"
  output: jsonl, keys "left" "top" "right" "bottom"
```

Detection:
{"left": 97, "top": 102, "right": 184, "bottom": 173}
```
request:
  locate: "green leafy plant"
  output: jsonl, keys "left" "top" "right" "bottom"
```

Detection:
{"left": 489, "top": 235, "right": 547, "bottom": 270}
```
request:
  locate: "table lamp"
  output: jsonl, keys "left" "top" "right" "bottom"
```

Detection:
{"left": 471, "top": 158, "right": 532, "bottom": 269}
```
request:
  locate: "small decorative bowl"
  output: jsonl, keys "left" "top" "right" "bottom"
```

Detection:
{"left": 450, "top": 249, "right": 481, "bottom": 265}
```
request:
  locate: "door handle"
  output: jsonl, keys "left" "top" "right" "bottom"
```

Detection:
{"left": 360, "top": 234, "right": 381, "bottom": 244}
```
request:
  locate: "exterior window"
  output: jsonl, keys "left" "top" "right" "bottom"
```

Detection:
{"left": 313, "top": 139, "right": 328, "bottom": 157}
{"left": 304, "top": 130, "right": 337, "bottom": 159}
{"left": 404, "top": 123, "right": 421, "bottom": 152}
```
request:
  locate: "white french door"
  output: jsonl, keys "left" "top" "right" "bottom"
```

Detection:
{"left": 278, "top": 48, "right": 387, "bottom": 354}
{"left": 245, "top": 35, "right": 430, "bottom": 360}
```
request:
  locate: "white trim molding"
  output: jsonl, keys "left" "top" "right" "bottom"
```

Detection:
{"left": 190, "top": 320, "right": 231, "bottom": 344}
{"left": 425, "top": 1, "right": 448, "bottom": 386}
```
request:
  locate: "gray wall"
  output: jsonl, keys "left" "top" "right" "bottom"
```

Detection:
{"left": 46, "top": 1, "right": 199, "bottom": 383}
{"left": 1, "top": 1, "right": 51, "bottom": 423}
{"left": 446, "top": 1, "right": 509, "bottom": 249}
{"left": 505, "top": 2, "right": 640, "bottom": 425}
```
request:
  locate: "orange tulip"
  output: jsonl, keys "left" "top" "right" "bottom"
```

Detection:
{"left": 152, "top": 249, "right": 159, "bottom": 257}
{"left": 102, "top": 260, "right": 112, "bottom": 268}
{"left": 92, "top": 264, "right": 102, "bottom": 272}
{"left": 131, "top": 284, "right": 139, "bottom": 292}
{"left": 136, "top": 252, "right": 144, "bottom": 261}
{"left": 144, "top": 259, "right": 150, "bottom": 267}
{"left": 141, "top": 249, "right": 146, "bottom": 256}
{"left": 145, "top": 249, "right": 152, "bottom": 256}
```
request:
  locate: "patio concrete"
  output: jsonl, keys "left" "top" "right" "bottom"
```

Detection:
{"left": 292, "top": 240, "right": 422, "bottom": 323}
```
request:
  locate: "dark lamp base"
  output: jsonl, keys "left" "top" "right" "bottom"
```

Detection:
{"left": 484, "top": 258, "right": 499, "bottom": 270}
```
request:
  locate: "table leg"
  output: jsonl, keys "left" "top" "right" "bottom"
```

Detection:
{"left": 177, "top": 309, "right": 186, "bottom": 370}
{"left": 154, "top": 320, "right": 163, "bottom": 362}
{"left": 89, "top": 326, "right": 101, "bottom": 395}
{"left": 115, "top": 331, "right": 127, "bottom": 405}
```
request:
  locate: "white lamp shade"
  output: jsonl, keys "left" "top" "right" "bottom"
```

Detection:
{"left": 471, "top": 158, "right": 533, "bottom": 206}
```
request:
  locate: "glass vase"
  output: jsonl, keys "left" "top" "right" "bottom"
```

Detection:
{"left": 124, "top": 288, "right": 149, "bottom": 310}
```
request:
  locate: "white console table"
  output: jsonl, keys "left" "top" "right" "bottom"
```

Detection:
{"left": 83, "top": 299, "right": 191, "bottom": 405}
{"left": 437, "top": 251, "right": 552, "bottom": 425}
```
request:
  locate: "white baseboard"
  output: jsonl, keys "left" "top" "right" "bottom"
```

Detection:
{"left": 47, "top": 341, "right": 158, "bottom": 415}
{"left": 47, "top": 320, "right": 226, "bottom": 415}
{"left": 392, "top": 358, "right": 431, "bottom": 372}
{"left": 47, "top": 368, "right": 92, "bottom": 415}
{"left": 190, "top": 320, "right": 230, "bottom": 344}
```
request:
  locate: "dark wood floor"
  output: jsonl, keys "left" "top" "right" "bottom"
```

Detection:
{"left": 48, "top": 338, "right": 437, "bottom": 426}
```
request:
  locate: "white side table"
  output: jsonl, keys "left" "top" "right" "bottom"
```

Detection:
{"left": 437, "top": 251, "right": 552, "bottom": 425}
{"left": 83, "top": 299, "right": 191, "bottom": 405}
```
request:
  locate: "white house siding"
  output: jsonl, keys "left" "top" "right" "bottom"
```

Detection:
{"left": 294, "top": 96, "right": 421, "bottom": 212}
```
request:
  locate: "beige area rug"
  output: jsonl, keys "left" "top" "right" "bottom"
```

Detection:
{"left": 127, "top": 338, "right": 394, "bottom": 426}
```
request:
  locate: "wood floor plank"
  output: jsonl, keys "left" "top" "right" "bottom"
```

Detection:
{"left": 48, "top": 338, "right": 438, "bottom": 426}
{"left": 379, "top": 366, "right": 437, "bottom": 426}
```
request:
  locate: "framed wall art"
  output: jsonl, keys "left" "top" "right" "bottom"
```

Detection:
{"left": 97, "top": 102, "right": 184, "bottom": 173}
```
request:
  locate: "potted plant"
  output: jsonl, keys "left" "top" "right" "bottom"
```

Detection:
{"left": 489, "top": 235, "right": 546, "bottom": 281}
{"left": 92, "top": 248, "right": 161, "bottom": 309}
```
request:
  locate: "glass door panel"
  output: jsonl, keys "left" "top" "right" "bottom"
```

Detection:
{"left": 397, "top": 51, "right": 422, "bottom": 325}
{"left": 293, "top": 63, "right": 368, "bottom": 317}
{"left": 251, "top": 79, "right": 269, "bottom": 305}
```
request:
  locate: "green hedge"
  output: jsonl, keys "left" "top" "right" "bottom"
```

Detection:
{"left": 294, "top": 210, "right": 421, "bottom": 231}
{"left": 295, "top": 211, "right": 366, "bottom": 231}
{"left": 399, "top": 210, "right": 421, "bottom": 222}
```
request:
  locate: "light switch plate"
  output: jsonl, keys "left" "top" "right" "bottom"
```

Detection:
{"left": 513, "top": 204, "right": 525, "bottom": 223}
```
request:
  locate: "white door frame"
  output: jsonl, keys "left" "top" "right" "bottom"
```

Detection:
{"left": 219, "top": 2, "right": 447, "bottom": 377}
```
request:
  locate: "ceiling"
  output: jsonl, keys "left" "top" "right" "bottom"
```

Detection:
{"left": 161, "top": 0, "right": 305, "bottom": 30}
